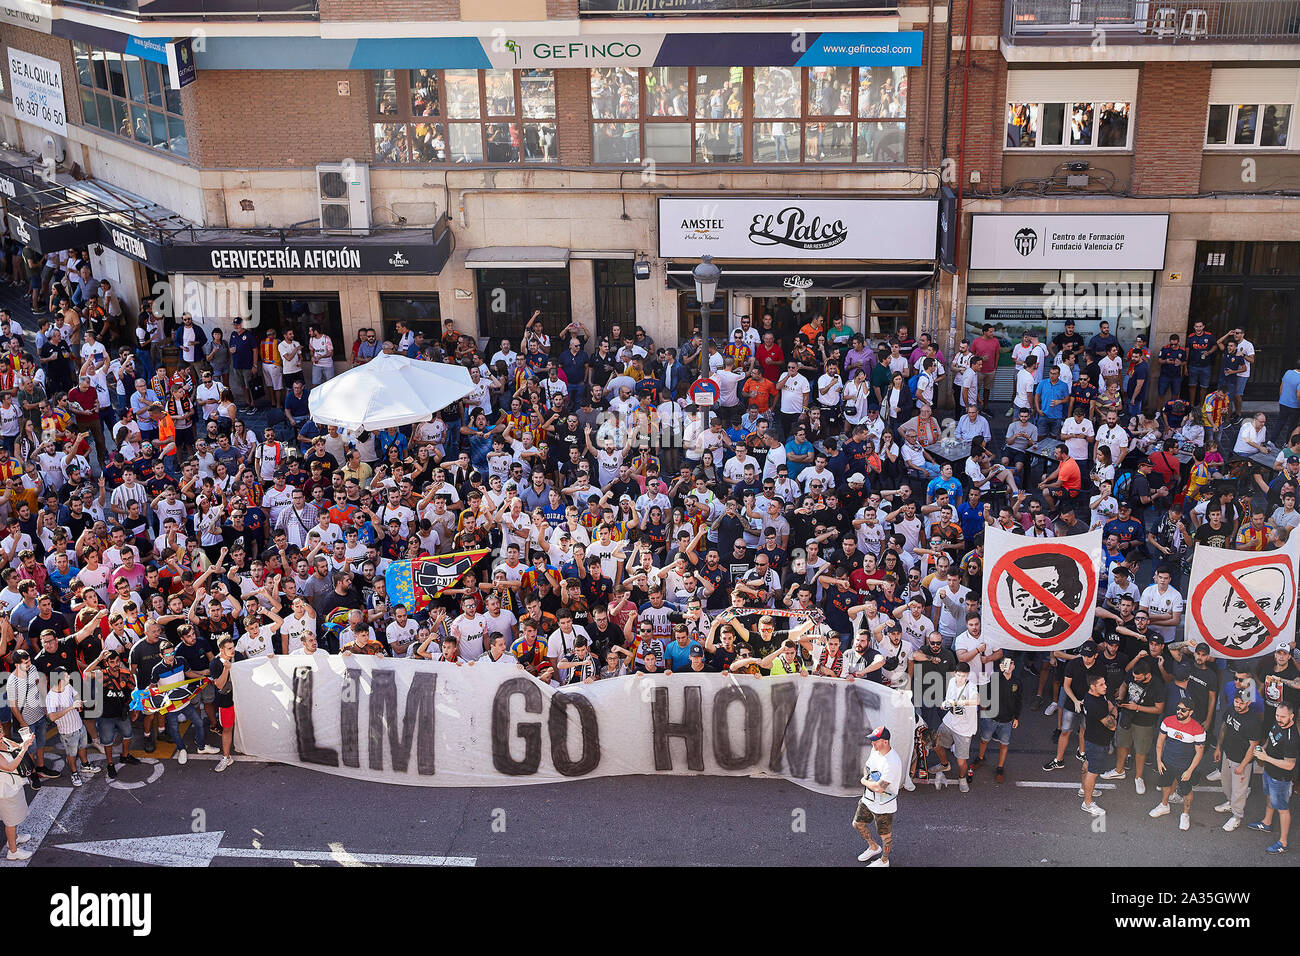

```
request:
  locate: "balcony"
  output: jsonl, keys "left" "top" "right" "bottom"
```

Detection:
{"left": 56, "top": 0, "right": 318, "bottom": 19}
{"left": 1006, "top": 0, "right": 1300, "bottom": 45}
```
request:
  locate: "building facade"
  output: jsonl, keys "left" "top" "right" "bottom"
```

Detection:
{"left": 0, "top": 0, "right": 955, "bottom": 362}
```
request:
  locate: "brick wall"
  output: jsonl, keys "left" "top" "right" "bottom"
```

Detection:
{"left": 1131, "top": 63, "right": 1210, "bottom": 194}
{"left": 318, "top": 0, "right": 458, "bottom": 19}
{"left": 555, "top": 68, "right": 591, "bottom": 166}
{"left": 903, "top": 24, "right": 953, "bottom": 170}
{"left": 547, "top": 0, "right": 579, "bottom": 16}
{"left": 189, "top": 70, "right": 371, "bottom": 168}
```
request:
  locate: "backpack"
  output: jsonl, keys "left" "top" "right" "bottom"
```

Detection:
{"left": 1113, "top": 469, "right": 1135, "bottom": 505}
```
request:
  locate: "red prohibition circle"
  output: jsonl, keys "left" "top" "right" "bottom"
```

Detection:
{"left": 988, "top": 542, "right": 1098, "bottom": 648}
{"left": 1190, "top": 551, "right": 1297, "bottom": 659}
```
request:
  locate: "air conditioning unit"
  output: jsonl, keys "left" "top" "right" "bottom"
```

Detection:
{"left": 40, "top": 133, "right": 66, "bottom": 166}
{"left": 316, "top": 162, "right": 370, "bottom": 234}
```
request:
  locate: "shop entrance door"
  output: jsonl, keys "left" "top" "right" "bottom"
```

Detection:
{"left": 1189, "top": 282, "right": 1297, "bottom": 401}
{"left": 750, "top": 295, "right": 843, "bottom": 337}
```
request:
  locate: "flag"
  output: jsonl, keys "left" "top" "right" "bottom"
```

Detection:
{"left": 385, "top": 548, "right": 491, "bottom": 612}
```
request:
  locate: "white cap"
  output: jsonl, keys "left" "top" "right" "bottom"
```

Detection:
{"left": 847, "top": 473, "right": 866, "bottom": 485}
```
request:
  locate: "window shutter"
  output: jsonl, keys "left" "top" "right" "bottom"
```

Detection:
{"left": 1006, "top": 69, "right": 1139, "bottom": 103}
{"left": 1208, "top": 68, "right": 1300, "bottom": 105}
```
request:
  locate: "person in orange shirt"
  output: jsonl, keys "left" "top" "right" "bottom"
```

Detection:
{"left": 1038, "top": 442, "right": 1082, "bottom": 514}
{"left": 799, "top": 313, "right": 825, "bottom": 343}
{"left": 151, "top": 401, "right": 179, "bottom": 478}
{"left": 740, "top": 366, "right": 778, "bottom": 414}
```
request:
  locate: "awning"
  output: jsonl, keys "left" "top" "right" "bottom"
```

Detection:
{"left": 664, "top": 263, "right": 935, "bottom": 293}
{"left": 464, "top": 246, "right": 570, "bottom": 270}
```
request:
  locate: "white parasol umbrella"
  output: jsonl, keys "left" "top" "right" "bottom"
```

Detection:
{"left": 306, "top": 353, "right": 474, "bottom": 430}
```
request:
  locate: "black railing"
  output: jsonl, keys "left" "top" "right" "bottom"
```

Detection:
{"left": 56, "top": 0, "right": 318, "bottom": 19}
{"left": 1007, "top": 0, "right": 1300, "bottom": 41}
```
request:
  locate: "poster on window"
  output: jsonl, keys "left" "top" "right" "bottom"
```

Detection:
{"left": 7, "top": 48, "right": 65, "bottom": 136}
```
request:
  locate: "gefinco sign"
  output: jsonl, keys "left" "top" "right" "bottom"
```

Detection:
{"left": 658, "top": 197, "right": 938, "bottom": 261}
{"left": 487, "top": 35, "right": 662, "bottom": 69}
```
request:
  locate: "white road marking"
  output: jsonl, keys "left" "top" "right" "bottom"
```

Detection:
{"left": 55, "top": 831, "right": 477, "bottom": 867}
{"left": 0, "top": 785, "right": 72, "bottom": 868}
{"left": 108, "top": 757, "right": 165, "bottom": 790}
{"left": 1016, "top": 781, "right": 1222, "bottom": 793}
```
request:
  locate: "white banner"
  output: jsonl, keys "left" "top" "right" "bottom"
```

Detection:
{"left": 969, "top": 214, "right": 1168, "bottom": 270}
{"left": 658, "top": 197, "right": 938, "bottom": 261}
{"left": 485, "top": 35, "right": 666, "bottom": 69}
{"left": 0, "top": 2, "right": 52, "bottom": 34}
{"left": 7, "top": 47, "right": 66, "bottom": 136}
{"left": 981, "top": 525, "right": 1102, "bottom": 652}
{"left": 232, "top": 654, "right": 916, "bottom": 797}
{"left": 1185, "top": 531, "right": 1300, "bottom": 660}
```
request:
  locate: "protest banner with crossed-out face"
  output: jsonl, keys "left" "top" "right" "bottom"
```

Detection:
{"left": 981, "top": 525, "right": 1102, "bottom": 652}
{"left": 1186, "top": 529, "right": 1300, "bottom": 659}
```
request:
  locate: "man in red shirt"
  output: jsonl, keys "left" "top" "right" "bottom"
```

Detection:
{"left": 969, "top": 325, "right": 1003, "bottom": 411}
{"left": 67, "top": 374, "right": 106, "bottom": 460}
{"left": 755, "top": 332, "right": 785, "bottom": 383}
{"left": 1039, "top": 443, "right": 1082, "bottom": 515}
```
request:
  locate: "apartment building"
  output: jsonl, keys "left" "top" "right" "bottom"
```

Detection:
{"left": 0, "top": 0, "right": 957, "bottom": 362}
{"left": 952, "top": 0, "right": 1300, "bottom": 400}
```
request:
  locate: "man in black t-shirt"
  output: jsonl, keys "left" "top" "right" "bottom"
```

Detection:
{"left": 1252, "top": 702, "right": 1297, "bottom": 852}
{"left": 27, "top": 595, "right": 70, "bottom": 645}
{"left": 209, "top": 636, "right": 247, "bottom": 773}
{"left": 1081, "top": 674, "right": 1117, "bottom": 815}
{"left": 1110, "top": 658, "right": 1164, "bottom": 792}
{"left": 31, "top": 629, "right": 77, "bottom": 676}
{"left": 1214, "top": 691, "right": 1264, "bottom": 829}
{"left": 129, "top": 623, "right": 167, "bottom": 752}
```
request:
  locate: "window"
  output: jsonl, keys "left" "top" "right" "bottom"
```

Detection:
{"left": 371, "top": 69, "right": 558, "bottom": 165}
{"left": 474, "top": 268, "right": 572, "bottom": 344}
{"left": 592, "top": 66, "right": 908, "bottom": 165}
{"left": 71, "top": 42, "right": 187, "bottom": 158}
{"left": 594, "top": 260, "right": 636, "bottom": 340}
{"left": 1205, "top": 103, "right": 1291, "bottom": 148}
{"left": 380, "top": 293, "right": 443, "bottom": 343}
{"left": 1005, "top": 100, "right": 1130, "bottom": 150}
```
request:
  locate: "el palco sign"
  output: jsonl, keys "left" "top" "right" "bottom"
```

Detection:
{"left": 658, "top": 197, "right": 938, "bottom": 261}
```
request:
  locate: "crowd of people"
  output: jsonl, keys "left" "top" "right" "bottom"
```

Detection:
{"left": 0, "top": 251, "right": 1295, "bottom": 866}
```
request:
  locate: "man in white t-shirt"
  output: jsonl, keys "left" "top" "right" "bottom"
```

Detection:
{"left": 1095, "top": 411, "right": 1129, "bottom": 467}
{"left": 385, "top": 604, "right": 421, "bottom": 657}
{"left": 1014, "top": 355, "right": 1038, "bottom": 412}
{"left": 1138, "top": 567, "right": 1184, "bottom": 643}
{"left": 279, "top": 597, "right": 317, "bottom": 653}
{"left": 936, "top": 662, "right": 981, "bottom": 792}
{"left": 954, "top": 613, "right": 1000, "bottom": 686}
{"left": 853, "top": 726, "right": 903, "bottom": 867}
{"left": 278, "top": 328, "right": 304, "bottom": 387}
{"left": 1060, "top": 408, "right": 1095, "bottom": 467}
{"left": 450, "top": 596, "right": 487, "bottom": 659}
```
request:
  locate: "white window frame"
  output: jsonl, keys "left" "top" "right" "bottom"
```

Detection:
{"left": 1004, "top": 100, "right": 1133, "bottom": 151}
{"left": 1203, "top": 102, "right": 1293, "bottom": 150}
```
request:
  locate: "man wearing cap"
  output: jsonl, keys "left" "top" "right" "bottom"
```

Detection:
{"left": 854, "top": 726, "right": 901, "bottom": 867}
{"left": 1213, "top": 689, "right": 1264, "bottom": 831}
{"left": 229, "top": 316, "right": 258, "bottom": 406}
{"left": 1043, "top": 642, "right": 1103, "bottom": 771}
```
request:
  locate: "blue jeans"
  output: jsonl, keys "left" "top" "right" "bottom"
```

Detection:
{"left": 1157, "top": 374, "right": 1182, "bottom": 397}
{"left": 1037, "top": 415, "right": 1063, "bottom": 438}
{"left": 164, "top": 701, "right": 207, "bottom": 752}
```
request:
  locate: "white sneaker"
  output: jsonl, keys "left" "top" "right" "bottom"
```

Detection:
{"left": 1205, "top": 769, "right": 1222, "bottom": 782}
{"left": 197, "top": 745, "right": 220, "bottom": 755}
{"left": 1077, "top": 787, "right": 1086, "bottom": 797}
{"left": 1082, "top": 801, "right": 1106, "bottom": 816}
{"left": 79, "top": 764, "right": 99, "bottom": 776}
{"left": 1149, "top": 803, "right": 1170, "bottom": 818}
{"left": 1215, "top": 801, "right": 1233, "bottom": 814}
{"left": 1100, "top": 769, "right": 1126, "bottom": 780}
{"left": 932, "top": 771, "right": 947, "bottom": 790}
{"left": 867, "top": 858, "right": 890, "bottom": 867}
{"left": 1169, "top": 793, "right": 1184, "bottom": 804}
{"left": 1179, "top": 813, "right": 1191, "bottom": 831}
{"left": 6, "top": 847, "right": 32, "bottom": 861}
{"left": 901, "top": 777, "right": 916, "bottom": 792}
{"left": 70, "top": 773, "right": 82, "bottom": 788}
{"left": 176, "top": 749, "right": 188, "bottom": 765}
{"left": 1135, "top": 777, "right": 1147, "bottom": 795}
{"left": 214, "top": 756, "right": 233, "bottom": 773}
{"left": 959, "top": 778, "right": 969, "bottom": 793}
{"left": 857, "top": 846, "right": 882, "bottom": 863}
{"left": 1223, "top": 816, "right": 1242, "bottom": 832}
{"left": 14, "top": 834, "right": 30, "bottom": 845}
{"left": 1044, "top": 702, "right": 1059, "bottom": 716}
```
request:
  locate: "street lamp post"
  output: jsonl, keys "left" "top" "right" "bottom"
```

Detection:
{"left": 692, "top": 255, "right": 721, "bottom": 428}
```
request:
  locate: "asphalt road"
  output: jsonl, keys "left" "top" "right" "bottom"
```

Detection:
{"left": 3, "top": 704, "right": 1292, "bottom": 868}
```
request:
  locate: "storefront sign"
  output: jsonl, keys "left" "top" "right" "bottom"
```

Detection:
{"left": 6, "top": 210, "right": 100, "bottom": 253}
{"left": 969, "top": 214, "right": 1168, "bottom": 270}
{"left": 7, "top": 48, "right": 66, "bottom": 136}
{"left": 0, "top": 2, "right": 52, "bottom": 34}
{"left": 99, "top": 219, "right": 169, "bottom": 272}
{"left": 163, "top": 232, "right": 452, "bottom": 276}
{"left": 660, "top": 197, "right": 937, "bottom": 261}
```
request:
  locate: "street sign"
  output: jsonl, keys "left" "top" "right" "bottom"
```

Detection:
{"left": 689, "top": 378, "right": 719, "bottom": 408}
